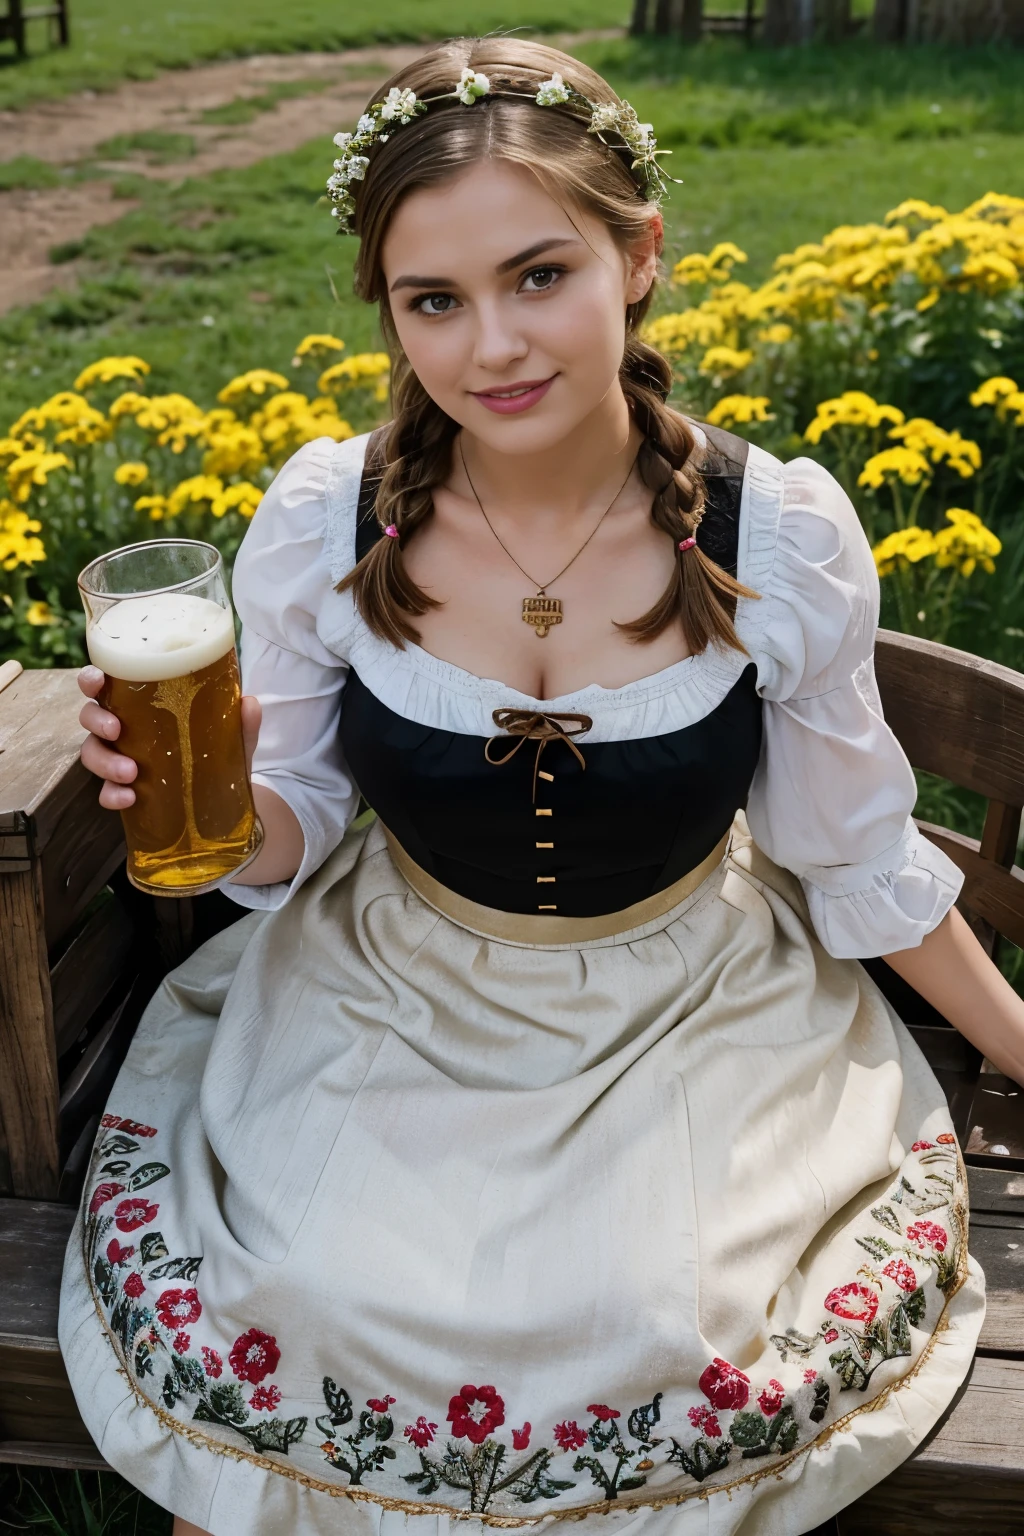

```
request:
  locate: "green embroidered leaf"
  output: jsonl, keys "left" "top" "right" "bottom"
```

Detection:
{"left": 905, "top": 1285, "right": 927, "bottom": 1326}
{"left": 499, "top": 1449, "right": 575, "bottom": 1504}
{"left": 162, "top": 1372, "right": 179, "bottom": 1409}
{"left": 809, "top": 1378, "right": 830, "bottom": 1423}
{"left": 99, "top": 1160, "right": 132, "bottom": 1177}
{"left": 627, "top": 1391, "right": 663, "bottom": 1447}
{"left": 775, "top": 1418, "right": 800, "bottom": 1453}
{"left": 573, "top": 1453, "right": 614, "bottom": 1496}
{"left": 147, "top": 1255, "right": 202, "bottom": 1281}
{"left": 617, "top": 1475, "right": 648, "bottom": 1492}
{"left": 321, "top": 1376, "right": 353, "bottom": 1428}
{"left": 100, "top": 1135, "right": 140, "bottom": 1156}
{"left": 871, "top": 1204, "right": 903, "bottom": 1234}
{"left": 207, "top": 1381, "right": 249, "bottom": 1425}
{"left": 666, "top": 1437, "right": 732, "bottom": 1482}
{"left": 128, "top": 1162, "right": 171, "bottom": 1192}
{"left": 93, "top": 1255, "right": 118, "bottom": 1306}
{"left": 172, "top": 1355, "right": 207, "bottom": 1396}
{"left": 764, "top": 1405, "right": 796, "bottom": 1451}
{"left": 134, "top": 1336, "right": 156, "bottom": 1379}
{"left": 243, "top": 1415, "right": 308, "bottom": 1454}
{"left": 140, "top": 1232, "right": 169, "bottom": 1265}
{"left": 885, "top": 1300, "right": 912, "bottom": 1358}
{"left": 769, "top": 1327, "right": 818, "bottom": 1362}
{"left": 403, "top": 1454, "right": 443, "bottom": 1494}
{"left": 856, "top": 1234, "right": 895, "bottom": 1262}
{"left": 829, "top": 1347, "right": 870, "bottom": 1392}
{"left": 729, "top": 1411, "right": 768, "bottom": 1448}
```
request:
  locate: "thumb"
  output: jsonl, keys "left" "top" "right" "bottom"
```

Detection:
{"left": 240, "top": 694, "right": 262, "bottom": 779}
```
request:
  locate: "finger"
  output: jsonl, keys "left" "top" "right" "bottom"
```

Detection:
{"left": 99, "top": 779, "right": 137, "bottom": 811}
{"left": 240, "top": 694, "right": 262, "bottom": 778}
{"left": 78, "top": 664, "right": 106, "bottom": 699}
{"left": 80, "top": 733, "right": 138, "bottom": 784}
{"left": 80, "top": 698, "right": 122, "bottom": 741}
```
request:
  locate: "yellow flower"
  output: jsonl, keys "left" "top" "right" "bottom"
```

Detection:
{"left": 74, "top": 356, "right": 151, "bottom": 392}
{"left": 6, "top": 449, "right": 72, "bottom": 503}
{"left": 25, "top": 599, "right": 57, "bottom": 626}
{"left": 803, "top": 392, "right": 904, "bottom": 444}
{"left": 933, "top": 507, "right": 1001, "bottom": 577}
{"left": 872, "top": 526, "right": 937, "bottom": 577}
{"left": 211, "top": 482, "right": 263, "bottom": 520}
{"left": 915, "top": 289, "right": 940, "bottom": 312}
{"left": 317, "top": 354, "right": 390, "bottom": 395}
{"left": 134, "top": 495, "right": 168, "bottom": 522}
{"left": 671, "top": 243, "right": 747, "bottom": 287}
{"left": 0, "top": 500, "right": 46, "bottom": 570}
{"left": 887, "top": 419, "right": 981, "bottom": 477}
{"left": 292, "top": 334, "right": 345, "bottom": 365}
{"left": 0, "top": 437, "right": 28, "bottom": 468}
{"left": 698, "top": 346, "right": 753, "bottom": 378}
{"left": 114, "top": 462, "right": 149, "bottom": 487}
{"left": 858, "top": 447, "right": 932, "bottom": 489}
{"left": 109, "top": 390, "right": 150, "bottom": 421}
{"left": 166, "top": 475, "right": 225, "bottom": 517}
{"left": 201, "top": 416, "right": 266, "bottom": 478}
{"left": 641, "top": 310, "right": 726, "bottom": 354}
{"left": 217, "top": 370, "right": 289, "bottom": 407}
{"left": 705, "top": 395, "right": 773, "bottom": 428}
{"left": 885, "top": 200, "right": 948, "bottom": 226}
{"left": 970, "top": 375, "right": 1018, "bottom": 408}
{"left": 757, "top": 324, "right": 793, "bottom": 345}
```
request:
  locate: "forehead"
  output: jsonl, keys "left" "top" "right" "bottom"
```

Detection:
{"left": 380, "top": 159, "right": 609, "bottom": 277}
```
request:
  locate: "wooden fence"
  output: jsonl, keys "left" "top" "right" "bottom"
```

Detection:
{"left": 628, "top": 0, "right": 1024, "bottom": 42}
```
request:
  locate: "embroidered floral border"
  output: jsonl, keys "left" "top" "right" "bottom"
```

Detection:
{"left": 81, "top": 1114, "right": 971, "bottom": 1526}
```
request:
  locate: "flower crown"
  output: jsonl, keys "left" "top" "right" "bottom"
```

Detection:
{"left": 327, "top": 69, "right": 673, "bottom": 235}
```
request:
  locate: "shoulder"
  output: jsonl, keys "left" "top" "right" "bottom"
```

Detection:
{"left": 234, "top": 432, "right": 372, "bottom": 585}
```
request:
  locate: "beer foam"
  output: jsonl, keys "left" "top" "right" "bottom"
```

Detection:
{"left": 87, "top": 593, "right": 235, "bottom": 682}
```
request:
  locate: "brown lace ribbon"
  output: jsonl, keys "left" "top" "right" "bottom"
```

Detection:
{"left": 484, "top": 708, "right": 593, "bottom": 803}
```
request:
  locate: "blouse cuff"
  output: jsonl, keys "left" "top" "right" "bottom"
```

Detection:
{"left": 800, "top": 818, "right": 964, "bottom": 960}
{"left": 218, "top": 772, "right": 352, "bottom": 913}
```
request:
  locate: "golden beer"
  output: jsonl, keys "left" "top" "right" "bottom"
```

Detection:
{"left": 79, "top": 541, "right": 262, "bottom": 895}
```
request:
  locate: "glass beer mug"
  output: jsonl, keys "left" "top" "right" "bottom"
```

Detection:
{"left": 78, "top": 538, "right": 263, "bottom": 895}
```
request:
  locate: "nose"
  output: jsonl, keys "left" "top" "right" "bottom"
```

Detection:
{"left": 471, "top": 296, "right": 529, "bottom": 375}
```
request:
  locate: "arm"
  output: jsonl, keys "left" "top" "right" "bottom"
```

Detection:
{"left": 884, "top": 907, "right": 1024, "bottom": 1085}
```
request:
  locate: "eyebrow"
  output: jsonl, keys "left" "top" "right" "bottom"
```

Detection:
{"left": 389, "top": 237, "right": 579, "bottom": 292}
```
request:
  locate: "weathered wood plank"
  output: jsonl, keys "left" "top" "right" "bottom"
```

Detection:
{"left": 968, "top": 1164, "right": 1024, "bottom": 1214}
{"left": 0, "top": 1439, "right": 107, "bottom": 1469}
{"left": 40, "top": 773, "right": 125, "bottom": 953}
{"left": 0, "top": 868, "right": 59, "bottom": 1198}
{"left": 0, "top": 1199, "right": 75, "bottom": 1345}
{"left": 0, "top": 669, "right": 90, "bottom": 849}
{"left": 50, "top": 894, "right": 135, "bottom": 1059}
{"left": 875, "top": 630, "right": 1024, "bottom": 806}
{"left": 970, "top": 1216, "right": 1024, "bottom": 1353}
{"left": 965, "top": 1073, "right": 1024, "bottom": 1162}
{"left": 917, "top": 823, "right": 1024, "bottom": 952}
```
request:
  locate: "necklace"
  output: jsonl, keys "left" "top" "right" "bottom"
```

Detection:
{"left": 459, "top": 440, "right": 636, "bottom": 639}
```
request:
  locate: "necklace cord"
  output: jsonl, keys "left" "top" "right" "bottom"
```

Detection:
{"left": 459, "top": 438, "right": 638, "bottom": 594}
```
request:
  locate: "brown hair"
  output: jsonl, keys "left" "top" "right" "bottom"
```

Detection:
{"left": 338, "top": 36, "right": 755, "bottom": 653}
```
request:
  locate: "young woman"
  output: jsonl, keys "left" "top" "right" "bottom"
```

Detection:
{"left": 61, "top": 36, "right": 1023, "bottom": 1536}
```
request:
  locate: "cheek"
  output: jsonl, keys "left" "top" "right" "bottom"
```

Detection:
{"left": 543, "top": 270, "right": 627, "bottom": 372}
{"left": 391, "top": 315, "right": 465, "bottom": 396}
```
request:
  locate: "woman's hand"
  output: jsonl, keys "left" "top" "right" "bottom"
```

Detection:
{"left": 77, "top": 664, "right": 263, "bottom": 810}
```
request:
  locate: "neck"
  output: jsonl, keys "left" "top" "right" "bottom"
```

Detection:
{"left": 457, "top": 381, "right": 640, "bottom": 518}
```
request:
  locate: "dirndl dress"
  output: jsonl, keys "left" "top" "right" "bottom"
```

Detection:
{"left": 60, "top": 426, "right": 986, "bottom": 1536}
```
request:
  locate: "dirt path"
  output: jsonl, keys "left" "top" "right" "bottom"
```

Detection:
{"left": 0, "top": 33, "right": 618, "bottom": 315}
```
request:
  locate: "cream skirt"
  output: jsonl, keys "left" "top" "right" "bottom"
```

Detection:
{"left": 59, "top": 814, "right": 985, "bottom": 1536}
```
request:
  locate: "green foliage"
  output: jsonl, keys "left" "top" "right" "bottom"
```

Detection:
{"left": 0, "top": 1465, "right": 170, "bottom": 1534}
{"left": 198, "top": 77, "right": 335, "bottom": 126}
{"left": 93, "top": 131, "right": 197, "bottom": 164}
{"left": 0, "top": 155, "right": 62, "bottom": 190}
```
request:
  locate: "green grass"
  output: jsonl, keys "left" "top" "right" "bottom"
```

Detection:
{"left": 92, "top": 131, "right": 197, "bottom": 164}
{"left": 0, "top": 153, "right": 63, "bottom": 190}
{"left": 0, "top": 0, "right": 630, "bottom": 111}
{"left": 0, "top": 1465, "right": 170, "bottom": 1533}
{"left": 197, "top": 76, "right": 336, "bottom": 127}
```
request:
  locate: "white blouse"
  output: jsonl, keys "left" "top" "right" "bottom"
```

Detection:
{"left": 224, "top": 430, "right": 962, "bottom": 959}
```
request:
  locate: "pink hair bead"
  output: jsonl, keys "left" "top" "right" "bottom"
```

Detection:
{"left": 384, "top": 524, "right": 399, "bottom": 538}
{"left": 678, "top": 536, "right": 697, "bottom": 553}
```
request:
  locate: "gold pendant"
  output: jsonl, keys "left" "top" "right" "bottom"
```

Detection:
{"left": 522, "top": 592, "right": 562, "bottom": 639}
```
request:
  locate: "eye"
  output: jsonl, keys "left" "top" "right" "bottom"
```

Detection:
{"left": 520, "top": 266, "right": 564, "bottom": 293}
{"left": 413, "top": 293, "right": 459, "bottom": 316}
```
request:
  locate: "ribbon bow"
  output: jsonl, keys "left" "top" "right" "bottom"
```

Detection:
{"left": 485, "top": 708, "right": 593, "bottom": 803}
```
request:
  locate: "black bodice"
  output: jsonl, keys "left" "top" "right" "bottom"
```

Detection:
{"left": 339, "top": 426, "right": 764, "bottom": 918}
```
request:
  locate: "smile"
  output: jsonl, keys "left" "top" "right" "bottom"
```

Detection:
{"left": 471, "top": 377, "right": 556, "bottom": 415}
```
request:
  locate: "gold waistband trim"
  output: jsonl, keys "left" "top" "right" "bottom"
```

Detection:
{"left": 381, "top": 827, "right": 731, "bottom": 945}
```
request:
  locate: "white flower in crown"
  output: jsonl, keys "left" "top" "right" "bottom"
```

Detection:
{"left": 380, "top": 86, "right": 419, "bottom": 123}
{"left": 333, "top": 131, "right": 354, "bottom": 150}
{"left": 345, "top": 155, "right": 370, "bottom": 182}
{"left": 356, "top": 113, "right": 376, "bottom": 135}
{"left": 636, "top": 122, "right": 654, "bottom": 147}
{"left": 535, "top": 72, "right": 570, "bottom": 107}
{"left": 589, "top": 103, "right": 620, "bottom": 135}
{"left": 456, "top": 67, "right": 491, "bottom": 105}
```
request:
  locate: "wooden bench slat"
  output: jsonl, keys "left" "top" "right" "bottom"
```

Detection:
{"left": 919, "top": 823, "right": 1024, "bottom": 951}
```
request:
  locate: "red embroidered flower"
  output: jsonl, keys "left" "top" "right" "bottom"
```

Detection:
{"left": 251, "top": 1385, "right": 282, "bottom": 1412}
{"left": 911, "top": 1141, "right": 934, "bottom": 1152}
{"left": 687, "top": 1404, "right": 709, "bottom": 1429}
{"left": 367, "top": 1395, "right": 396, "bottom": 1415}
{"left": 119, "top": 1119, "right": 157, "bottom": 1138}
{"left": 883, "top": 1257, "right": 920, "bottom": 1292}
{"left": 756, "top": 1380, "right": 784, "bottom": 1417}
{"left": 101, "top": 1114, "right": 120, "bottom": 1129}
{"left": 106, "top": 1239, "right": 135, "bottom": 1266}
{"left": 936, "top": 1133, "right": 955, "bottom": 1145}
{"left": 447, "top": 1384, "right": 505, "bottom": 1445}
{"left": 586, "top": 1403, "right": 621, "bottom": 1421}
{"left": 89, "top": 1181, "right": 125, "bottom": 1214}
{"left": 803, "top": 1369, "right": 818, "bottom": 1384}
{"left": 202, "top": 1347, "right": 223, "bottom": 1379}
{"left": 823, "top": 1283, "right": 879, "bottom": 1325}
{"left": 173, "top": 1332, "right": 191, "bottom": 1354}
{"left": 404, "top": 1417, "right": 438, "bottom": 1449}
{"left": 123, "top": 1272, "right": 145, "bottom": 1299}
{"left": 156, "top": 1288, "right": 202, "bottom": 1331}
{"left": 703, "top": 1414, "right": 722, "bottom": 1438}
{"left": 906, "top": 1220, "right": 948, "bottom": 1253}
{"left": 823, "top": 1328, "right": 839, "bottom": 1343}
{"left": 512, "top": 1423, "right": 531, "bottom": 1450}
{"left": 114, "top": 1197, "right": 158, "bottom": 1232}
{"left": 553, "top": 1420, "right": 588, "bottom": 1451}
{"left": 698, "top": 1359, "right": 750, "bottom": 1412}
{"left": 229, "top": 1328, "right": 280, "bottom": 1384}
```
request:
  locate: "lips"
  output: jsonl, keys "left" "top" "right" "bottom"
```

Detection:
{"left": 471, "top": 376, "right": 556, "bottom": 415}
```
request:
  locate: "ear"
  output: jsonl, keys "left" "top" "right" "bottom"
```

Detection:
{"left": 625, "top": 211, "right": 663, "bottom": 304}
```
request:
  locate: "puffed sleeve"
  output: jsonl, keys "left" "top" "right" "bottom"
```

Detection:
{"left": 745, "top": 456, "right": 963, "bottom": 959}
{"left": 222, "top": 437, "right": 358, "bottom": 911}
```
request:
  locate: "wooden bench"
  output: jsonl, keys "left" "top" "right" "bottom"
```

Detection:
{"left": 0, "top": 0, "right": 69, "bottom": 57}
{"left": 0, "top": 638, "right": 1022, "bottom": 1527}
